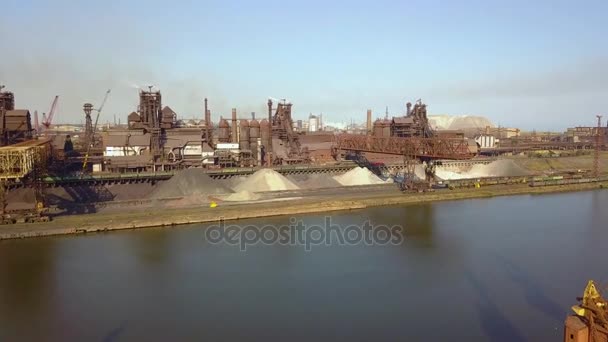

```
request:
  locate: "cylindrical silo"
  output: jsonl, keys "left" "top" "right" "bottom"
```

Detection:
{"left": 239, "top": 119, "right": 250, "bottom": 150}
{"left": 260, "top": 119, "right": 270, "bottom": 150}
{"left": 249, "top": 119, "right": 260, "bottom": 164}
{"left": 382, "top": 119, "right": 391, "bottom": 137}
{"left": 218, "top": 118, "right": 230, "bottom": 143}
{"left": 373, "top": 119, "right": 383, "bottom": 137}
{"left": 249, "top": 119, "right": 260, "bottom": 142}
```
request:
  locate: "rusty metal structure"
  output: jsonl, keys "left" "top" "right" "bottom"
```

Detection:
{"left": 564, "top": 280, "right": 608, "bottom": 341}
{"left": 268, "top": 99, "right": 309, "bottom": 164}
{"left": 83, "top": 103, "right": 94, "bottom": 148}
{"left": 333, "top": 134, "right": 474, "bottom": 160}
{"left": 335, "top": 99, "right": 475, "bottom": 161}
{"left": 371, "top": 99, "right": 434, "bottom": 139}
{"left": 1, "top": 85, "right": 32, "bottom": 146}
{"left": 391, "top": 100, "right": 433, "bottom": 138}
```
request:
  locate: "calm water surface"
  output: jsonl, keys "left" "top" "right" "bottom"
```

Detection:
{"left": 1, "top": 190, "right": 607, "bottom": 341}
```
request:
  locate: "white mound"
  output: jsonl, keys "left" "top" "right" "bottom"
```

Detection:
{"left": 333, "top": 167, "right": 386, "bottom": 186}
{"left": 429, "top": 115, "right": 495, "bottom": 130}
{"left": 435, "top": 160, "right": 531, "bottom": 180}
{"left": 233, "top": 169, "right": 300, "bottom": 192}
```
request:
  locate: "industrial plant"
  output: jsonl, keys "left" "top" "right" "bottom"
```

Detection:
{"left": 0, "top": 84, "right": 606, "bottom": 226}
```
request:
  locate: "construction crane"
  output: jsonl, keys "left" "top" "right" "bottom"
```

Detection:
{"left": 41, "top": 96, "right": 59, "bottom": 130}
{"left": 82, "top": 89, "right": 111, "bottom": 172}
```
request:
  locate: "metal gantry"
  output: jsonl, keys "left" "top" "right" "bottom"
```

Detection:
{"left": 333, "top": 134, "right": 474, "bottom": 160}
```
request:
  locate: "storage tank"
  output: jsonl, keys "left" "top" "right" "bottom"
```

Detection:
{"left": 382, "top": 119, "right": 391, "bottom": 138}
{"left": 218, "top": 118, "right": 230, "bottom": 143}
{"left": 373, "top": 119, "right": 383, "bottom": 137}
{"left": 260, "top": 119, "right": 270, "bottom": 149}
{"left": 249, "top": 119, "right": 260, "bottom": 143}
{"left": 250, "top": 140, "right": 258, "bottom": 165}
{"left": 239, "top": 119, "right": 250, "bottom": 150}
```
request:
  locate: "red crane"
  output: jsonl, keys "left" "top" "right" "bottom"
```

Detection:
{"left": 41, "top": 96, "right": 59, "bottom": 130}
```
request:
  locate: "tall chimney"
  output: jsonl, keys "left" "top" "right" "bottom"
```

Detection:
{"left": 204, "top": 98, "right": 209, "bottom": 125}
{"left": 231, "top": 108, "right": 238, "bottom": 143}
{"left": 366, "top": 109, "right": 372, "bottom": 135}
{"left": 406, "top": 102, "right": 412, "bottom": 116}
{"left": 267, "top": 100, "right": 273, "bottom": 153}
{"left": 267, "top": 99, "right": 273, "bottom": 125}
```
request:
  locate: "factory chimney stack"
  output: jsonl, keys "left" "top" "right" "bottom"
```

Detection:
{"left": 231, "top": 108, "right": 238, "bottom": 143}
{"left": 366, "top": 109, "right": 372, "bottom": 135}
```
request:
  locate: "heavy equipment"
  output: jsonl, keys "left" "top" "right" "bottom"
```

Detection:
{"left": 564, "top": 280, "right": 608, "bottom": 341}
{"left": 343, "top": 151, "right": 386, "bottom": 179}
{"left": 396, "top": 157, "right": 440, "bottom": 193}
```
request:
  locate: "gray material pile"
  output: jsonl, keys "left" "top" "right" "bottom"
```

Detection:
{"left": 5, "top": 188, "right": 36, "bottom": 210}
{"left": 148, "top": 168, "right": 233, "bottom": 199}
{"left": 216, "top": 176, "right": 248, "bottom": 191}
{"left": 287, "top": 174, "right": 341, "bottom": 189}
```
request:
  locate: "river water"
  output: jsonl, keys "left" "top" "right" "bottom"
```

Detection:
{"left": 1, "top": 190, "right": 607, "bottom": 341}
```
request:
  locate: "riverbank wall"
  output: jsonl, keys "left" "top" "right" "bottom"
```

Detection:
{"left": 1, "top": 180, "right": 607, "bottom": 240}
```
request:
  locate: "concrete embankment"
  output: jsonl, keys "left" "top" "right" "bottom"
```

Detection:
{"left": 1, "top": 181, "right": 607, "bottom": 240}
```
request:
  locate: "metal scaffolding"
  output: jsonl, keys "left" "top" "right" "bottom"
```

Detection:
{"left": 0, "top": 139, "right": 51, "bottom": 180}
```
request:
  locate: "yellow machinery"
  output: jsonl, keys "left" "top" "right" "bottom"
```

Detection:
{"left": 0, "top": 138, "right": 51, "bottom": 223}
{"left": 565, "top": 280, "right": 608, "bottom": 342}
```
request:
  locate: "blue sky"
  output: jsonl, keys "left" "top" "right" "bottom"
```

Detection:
{"left": 1, "top": 0, "right": 607, "bottom": 130}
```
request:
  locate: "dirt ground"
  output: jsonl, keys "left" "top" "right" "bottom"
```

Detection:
{"left": 508, "top": 152, "right": 608, "bottom": 174}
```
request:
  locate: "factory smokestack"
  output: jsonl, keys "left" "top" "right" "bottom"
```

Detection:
{"left": 204, "top": 98, "right": 209, "bottom": 124}
{"left": 267, "top": 100, "right": 273, "bottom": 154}
{"left": 204, "top": 98, "right": 211, "bottom": 143}
{"left": 231, "top": 108, "right": 238, "bottom": 143}
{"left": 366, "top": 109, "right": 372, "bottom": 135}
{"left": 267, "top": 99, "right": 272, "bottom": 125}
{"left": 406, "top": 102, "right": 412, "bottom": 116}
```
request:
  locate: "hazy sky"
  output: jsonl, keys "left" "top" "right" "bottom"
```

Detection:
{"left": 1, "top": 0, "right": 607, "bottom": 130}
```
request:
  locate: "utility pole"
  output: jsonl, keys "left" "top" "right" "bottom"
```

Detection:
{"left": 594, "top": 115, "right": 602, "bottom": 179}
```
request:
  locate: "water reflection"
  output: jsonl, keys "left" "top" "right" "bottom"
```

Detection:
{"left": 493, "top": 253, "right": 563, "bottom": 321}
{"left": 0, "top": 239, "right": 56, "bottom": 337}
{"left": 464, "top": 271, "right": 526, "bottom": 342}
{"left": 0, "top": 190, "right": 607, "bottom": 341}
{"left": 127, "top": 228, "right": 173, "bottom": 267}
